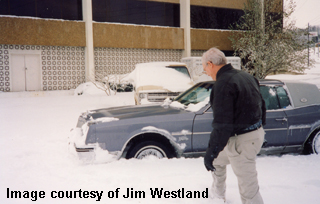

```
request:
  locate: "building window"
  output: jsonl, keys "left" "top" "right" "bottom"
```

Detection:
{"left": 191, "top": 5, "right": 244, "bottom": 30}
{"left": 92, "top": 0, "right": 180, "bottom": 27}
{"left": 0, "top": 0, "right": 83, "bottom": 21}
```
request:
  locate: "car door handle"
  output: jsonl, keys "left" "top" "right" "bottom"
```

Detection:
{"left": 275, "top": 117, "right": 287, "bottom": 122}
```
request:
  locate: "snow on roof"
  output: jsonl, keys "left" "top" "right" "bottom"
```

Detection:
{"left": 124, "top": 62, "right": 193, "bottom": 92}
{"left": 136, "top": 62, "right": 187, "bottom": 68}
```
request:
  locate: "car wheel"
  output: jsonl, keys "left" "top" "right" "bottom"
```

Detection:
{"left": 127, "top": 141, "right": 172, "bottom": 159}
{"left": 312, "top": 131, "right": 320, "bottom": 154}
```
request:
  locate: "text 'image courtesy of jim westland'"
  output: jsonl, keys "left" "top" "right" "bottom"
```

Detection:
{"left": 6, "top": 187, "right": 209, "bottom": 201}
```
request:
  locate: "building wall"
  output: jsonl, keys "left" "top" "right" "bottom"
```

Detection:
{"left": 0, "top": 44, "right": 86, "bottom": 92}
{"left": 191, "top": 0, "right": 247, "bottom": 9}
{"left": 0, "top": 0, "right": 254, "bottom": 92}
{"left": 94, "top": 47, "right": 183, "bottom": 77}
{"left": 93, "top": 23, "right": 184, "bottom": 50}
{"left": 0, "top": 43, "right": 184, "bottom": 92}
{"left": 191, "top": 29, "right": 234, "bottom": 51}
{"left": 0, "top": 17, "right": 86, "bottom": 47}
{"left": 0, "top": 16, "right": 186, "bottom": 92}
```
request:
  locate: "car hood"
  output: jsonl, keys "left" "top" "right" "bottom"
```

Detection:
{"left": 86, "top": 104, "right": 188, "bottom": 121}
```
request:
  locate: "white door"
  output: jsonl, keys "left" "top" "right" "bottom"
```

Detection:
{"left": 11, "top": 54, "right": 40, "bottom": 91}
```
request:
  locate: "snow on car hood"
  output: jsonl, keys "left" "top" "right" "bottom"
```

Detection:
{"left": 81, "top": 97, "right": 210, "bottom": 124}
{"left": 85, "top": 105, "right": 189, "bottom": 121}
{"left": 87, "top": 96, "right": 210, "bottom": 121}
{"left": 124, "top": 62, "right": 193, "bottom": 92}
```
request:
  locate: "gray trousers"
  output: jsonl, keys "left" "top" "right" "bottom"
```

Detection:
{"left": 211, "top": 127, "right": 265, "bottom": 204}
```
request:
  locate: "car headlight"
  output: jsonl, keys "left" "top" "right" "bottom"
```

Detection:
{"left": 139, "top": 93, "right": 147, "bottom": 99}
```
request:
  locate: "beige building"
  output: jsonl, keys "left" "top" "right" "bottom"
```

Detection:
{"left": 0, "top": 0, "right": 248, "bottom": 92}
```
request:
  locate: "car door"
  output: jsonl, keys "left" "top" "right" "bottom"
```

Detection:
{"left": 260, "top": 85, "right": 289, "bottom": 152}
{"left": 191, "top": 84, "right": 290, "bottom": 155}
{"left": 192, "top": 97, "right": 289, "bottom": 154}
{"left": 284, "top": 107, "right": 315, "bottom": 146}
{"left": 281, "top": 82, "right": 320, "bottom": 148}
{"left": 191, "top": 106, "right": 213, "bottom": 154}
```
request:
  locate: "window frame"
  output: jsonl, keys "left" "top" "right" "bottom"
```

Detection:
{"left": 260, "top": 85, "right": 292, "bottom": 111}
{"left": 0, "top": 0, "right": 83, "bottom": 21}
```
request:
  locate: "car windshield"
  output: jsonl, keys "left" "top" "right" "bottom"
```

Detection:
{"left": 167, "top": 66, "right": 191, "bottom": 78}
{"left": 174, "top": 83, "right": 213, "bottom": 106}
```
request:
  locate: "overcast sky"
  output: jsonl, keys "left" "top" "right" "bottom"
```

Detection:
{"left": 288, "top": 0, "right": 320, "bottom": 28}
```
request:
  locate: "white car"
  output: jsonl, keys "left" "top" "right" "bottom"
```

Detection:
{"left": 125, "top": 62, "right": 194, "bottom": 105}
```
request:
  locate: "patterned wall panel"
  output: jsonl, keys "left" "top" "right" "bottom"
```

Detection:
{"left": 0, "top": 44, "right": 86, "bottom": 92}
{"left": 40, "top": 46, "right": 86, "bottom": 91}
{"left": 0, "top": 45, "right": 11, "bottom": 92}
{"left": 1, "top": 45, "right": 183, "bottom": 92}
{"left": 93, "top": 47, "right": 183, "bottom": 78}
{"left": 191, "top": 50, "right": 205, "bottom": 57}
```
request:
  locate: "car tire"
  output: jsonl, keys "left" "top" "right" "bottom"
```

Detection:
{"left": 312, "top": 131, "right": 320, "bottom": 154}
{"left": 127, "top": 141, "right": 172, "bottom": 159}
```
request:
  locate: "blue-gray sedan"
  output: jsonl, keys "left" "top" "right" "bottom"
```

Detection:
{"left": 71, "top": 80, "right": 320, "bottom": 160}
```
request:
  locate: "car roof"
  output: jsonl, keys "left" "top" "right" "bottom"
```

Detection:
{"left": 259, "top": 79, "right": 284, "bottom": 85}
{"left": 202, "top": 79, "right": 320, "bottom": 108}
{"left": 198, "top": 79, "right": 285, "bottom": 86}
{"left": 284, "top": 81, "right": 320, "bottom": 107}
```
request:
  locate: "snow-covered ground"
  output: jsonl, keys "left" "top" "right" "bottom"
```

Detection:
{"left": 1, "top": 51, "right": 320, "bottom": 204}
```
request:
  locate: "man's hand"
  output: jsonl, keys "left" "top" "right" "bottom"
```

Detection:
{"left": 204, "top": 151, "right": 216, "bottom": 172}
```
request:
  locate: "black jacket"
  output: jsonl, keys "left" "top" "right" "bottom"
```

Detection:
{"left": 207, "top": 64, "right": 266, "bottom": 159}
